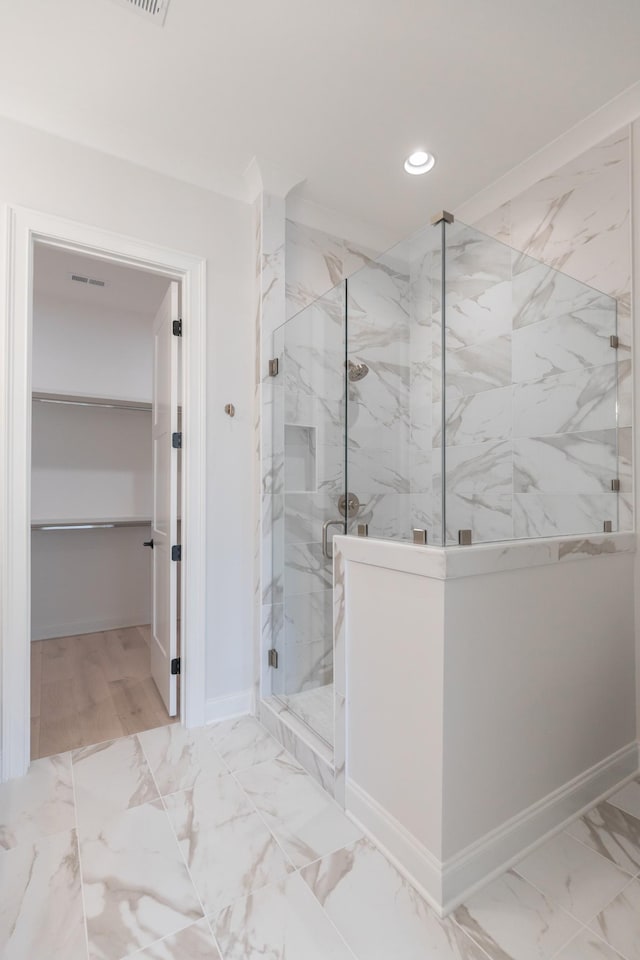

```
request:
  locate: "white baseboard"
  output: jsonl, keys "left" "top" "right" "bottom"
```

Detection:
{"left": 205, "top": 690, "right": 252, "bottom": 725}
{"left": 347, "top": 740, "right": 640, "bottom": 917}
{"left": 346, "top": 778, "right": 446, "bottom": 913}
{"left": 31, "top": 615, "right": 150, "bottom": 641}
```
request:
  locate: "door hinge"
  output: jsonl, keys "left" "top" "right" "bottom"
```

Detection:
{"left": 172, "top": 432, "right": 182, "bottom": 449}
{"left": 171, "top": 657, "right": 181, "bottom": 675}
{"left": 171, "top": 544, "right": 182, "bottom": 561}
{"left": 268, "top": 358, "right": 279, "bottom": 377}
{"left": 611, "top": 478, "right": 621, "bottom": 491}
{"left": 610, "top": 334, "right": 619, "bottom": 349}
{"left": 173, "top": 319, "right": 182, "bottom": 337}
{"left": 267, "top": 648, "right": 279, "bottom": 668}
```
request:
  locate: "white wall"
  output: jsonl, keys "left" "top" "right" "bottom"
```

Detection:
{"left": 32, "top": 295, "right": 154, "bottom": 402}
{"left": 0, "top": 114, "right": 254, "bottom": 705}
{"left": 31, "top": 526, "right": 151, "bottom": 641}
{"left": 442, "top": 555, "right": 636, "bottom": 856}
{"left": 31, "top": 401, "right": 152, "bottom": 521}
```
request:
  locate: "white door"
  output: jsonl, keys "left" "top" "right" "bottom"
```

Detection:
{"left": 150, "top": 281, "right": 179, "bottom": 715}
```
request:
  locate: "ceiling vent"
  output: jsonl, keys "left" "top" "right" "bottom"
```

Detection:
{"left": 108, "top": 0, "right": 171, "bottom": 25}
{"left": 70, "top": 274, "right": 107, "bottom": 288}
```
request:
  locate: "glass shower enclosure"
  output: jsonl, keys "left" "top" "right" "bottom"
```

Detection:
{"left": 267, "top": 215, "right": 620, "bottom": 745}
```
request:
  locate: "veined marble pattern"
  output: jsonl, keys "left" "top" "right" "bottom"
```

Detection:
{"left": 512, "top": 362, "right": 618, "bottom": 439}
{"left": 81, "top": 799, "right": 203, "bottom": 960}
{"left": 513, "top": 493, "right": 617, "bottom": 539}
{"left": 301, "top": 837, "right": 489, "bottom": 960}
{"left": 589, "top": 878, "right": 640, "bottom": 960}
{"left": 163, "top": 772, "right": 293, "bottom": 915}
{"left": 0, "top": 751, "right": 74, "bottom": 849}
{"left": 509, "top": 130, "right": 630, "bottom": 307}
{"left": 513, "top": 831, "right": 630, "bottom": 923}
{"left": 470, "top": 126, "right": 632, "bottom": 539}
{"left": 511, "top": 294, "right": 615, "bottom": 382}
{"left": 0, "top": 828, "right": 86, "bottom": 959}
{"left": 285, "top": 218, "right": 377, "bottom": 320}
{"left": 235, "top": 754, "right": 362, "bottom": 868}
{"left": 514, "top": 430, "right": 617, "bottom": 495}
{"left": 4, "top": 721, "right": 640, "bottom": 960}
{"left": 213, "top": 873, "right": 355, "bottom": 960}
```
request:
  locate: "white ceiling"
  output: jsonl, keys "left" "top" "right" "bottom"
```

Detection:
{"left": 34, "top": 244, "right": 170, "bottom": 317}
{"left": 2, "top": 0, "right": 640, "bottom": 233}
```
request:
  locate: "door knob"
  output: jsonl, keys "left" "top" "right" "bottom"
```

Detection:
{"left": 143, "top": 539, "right": 154, "bottom": 549}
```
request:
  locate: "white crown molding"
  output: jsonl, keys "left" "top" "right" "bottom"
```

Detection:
{"left": 456, "top": 78, "right": 640, "bottom": 226}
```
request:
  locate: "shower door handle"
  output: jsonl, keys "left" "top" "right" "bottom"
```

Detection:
{"left": 322, "top": 519, "right": 346, "bottom": 560}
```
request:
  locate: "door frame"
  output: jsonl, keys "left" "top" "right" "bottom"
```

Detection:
{"left": 1, "top": 205, "right": 208, "bottom": 781}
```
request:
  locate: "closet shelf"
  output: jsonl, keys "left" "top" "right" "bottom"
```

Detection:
{"left": 31, "top": 517, "right": 152, "bottom": 531}
{"left": 32, "top": 391, "right": 152, "bottom": 412}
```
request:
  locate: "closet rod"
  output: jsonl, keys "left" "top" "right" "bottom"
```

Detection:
{"left": 31, "top": 519, "right": 152, "bottom": 531}
{"left": 32, "top": 392, "right": 152, "bottom": 413}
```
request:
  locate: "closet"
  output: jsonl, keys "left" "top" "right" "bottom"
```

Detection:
{"left": 30, "top": 244, "right": 175, "bottom": 760}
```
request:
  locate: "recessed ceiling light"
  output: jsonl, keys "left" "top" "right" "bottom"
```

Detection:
{"left": 404, "top": 151, "right": 436, "bottom": 176}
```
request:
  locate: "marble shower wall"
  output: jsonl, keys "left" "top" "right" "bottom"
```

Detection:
{"left": 470, "top": 126, "right": 632, "bottom": 538}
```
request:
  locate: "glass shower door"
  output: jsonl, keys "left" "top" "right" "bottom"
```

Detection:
{"left": 271, "top": 282, "right": 347, "bottom": 746}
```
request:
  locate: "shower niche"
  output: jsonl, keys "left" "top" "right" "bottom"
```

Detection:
{"left": 284, "top": 424, "right": 317, "bottom": 493}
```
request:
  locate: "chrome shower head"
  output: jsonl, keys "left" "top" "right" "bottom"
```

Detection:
{"left": 348, "top": 359, "right": 370, "bottom": 382}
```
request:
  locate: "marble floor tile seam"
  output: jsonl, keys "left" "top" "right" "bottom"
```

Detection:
{"left": 152, "top": 781, "right": 208, "bottom": 924}
{"left": 223, "top": 762, "right": 303, "bottom": 875}
{"left": 575, "top": 925, "right": 632, "bottom": 960}
{"left": 123, "top": 917, "right": 223, "bottom": 960}
{"left": 136, "top": 729, "right": 235, "bottom": 799}
{"left": 510, "top": 828, "right": 639, "bottom": 929}
{"left": 69, "top": 747, "right": 92, "bottom": 960}
{"left": 209, "top": 874, "right": 362, "bottom": 960}
{"left": 559, "top": 820, "right": 640, "bottom": 881}
{"left": 546, "top": 925, "right": 615, "bottom": 960}
{"left": 448, "top": 891, "right": 580, "bottom": 960}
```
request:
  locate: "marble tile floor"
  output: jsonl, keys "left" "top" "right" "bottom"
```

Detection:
{"left": 2, "top": 715, "right": 640, "bottom": 960}
{"left": 279, "top": 681, "right": 334, "bottom": 746}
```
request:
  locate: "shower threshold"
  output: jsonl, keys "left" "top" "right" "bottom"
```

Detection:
{"left": 277, "top": 683, "right": 334, "bottom": 747}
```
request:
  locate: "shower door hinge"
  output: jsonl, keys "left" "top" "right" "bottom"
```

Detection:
{"left": 458, "top": 529, "right": 473, "bottom": 546}
{"left": 603, "top": 520, "right": 613, "bottom": 533}
{"left": 172, "top": 319, "right": 182, "bottom": 337}
{"left": 171, "top": 657, "right": 181, "bottom": 675}
{"left": 611, "top": 478, "right": 621, "bottom": 491}
{"left": 268, "top": 358, "right": 279, "bottom": 377}
{"left": 610, "top": 335, "right": 619, "bottom": 349}
{"left": 413, "top": 528, "right": 428, "bottom": 545}
{"left": 172, "top": 432, "right": 182, "bottom": 449}
{"left": 171, "top": 544, "right": 182, "bottom": 561}
{"left": 268, "top": 648, "right": 279, "bottom": 668}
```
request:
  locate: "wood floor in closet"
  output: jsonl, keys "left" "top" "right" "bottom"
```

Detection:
{"left": 30, "top": 625, "right": 176, "bottom": 760}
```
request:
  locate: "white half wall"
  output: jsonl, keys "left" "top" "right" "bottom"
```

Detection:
{"left": 339, "top": 534, "right": 637, "bottom": 913}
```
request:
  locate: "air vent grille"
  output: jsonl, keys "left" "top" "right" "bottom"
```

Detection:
{"left": 70, "top": 274, "right": 107, "bottom": 288}
{"left": 108, "top": 0, "right": 171, "bottom": 25}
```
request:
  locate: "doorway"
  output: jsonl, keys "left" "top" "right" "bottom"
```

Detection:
{"left": 1, "top": 206, "right": 208, "bottom": 781}
{"left": 30, "top": 246, "right": 180, "bottom": 759}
